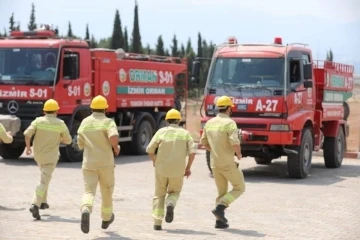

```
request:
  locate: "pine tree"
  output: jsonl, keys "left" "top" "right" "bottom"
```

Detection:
{"left": 131, "top": 1, "right": 142, "bottom": 53}
{"left": 15, "top": 22, "right": 20, "bottom": 31}
{"left": 28, "top": 3, "right": 37, "bottom": 30}
{"left": 156, "top": 35, "right": 165, "bottom": 56}
{"left": 124, "top": 27, "right": 129, "bottom": 52}
{"left": 171, "top": 34, "right": 179, "bottom": 57}
{"left": 180, "top": 44, "right": 185, "bottom": 58}
{"left": 90, "top": 35, "right": 98, "bottom": 48}
{"left": 197, "top": 32, "right": 203, "bottom": 57}
{"left": 85, "top": 24, "right": 90, "bottom": 40}
{"left": 9, "top": 13, "right": 15, "bottom": 32}
{"left": 67, "top": 22, "right": 73, "bottom": 37}
{"left": 165, "top": 49, "right": 170, "bottom": 56}
{"left": 110, "top": 9, "right": 124, "bottom": 49}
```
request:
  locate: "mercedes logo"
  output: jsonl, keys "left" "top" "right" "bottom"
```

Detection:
{"left": 7, "top": 100, "right": 19, "bottom": 114}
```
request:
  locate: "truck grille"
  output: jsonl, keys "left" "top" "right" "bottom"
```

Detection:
{"left": 237, "top": 123, "right": 267, "bottom": 129}
{"left": 0, "top": 100, "right": 44, "bottom": 119}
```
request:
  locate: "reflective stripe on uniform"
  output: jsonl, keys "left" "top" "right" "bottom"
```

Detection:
{"left": 0, "top": 124, "right": 5, "bottom": 133}
{"left": 222, "top": 193, "right": 235, "bottom": 204}
{"left": 155, "top": 132, "right": 191, "bottom": 141}
{"left": 78, "top": 121, "right": 116, "bottom": 133}
{"left": 36, "top": 190, "right": 45, "bottom": 197}
{"left": 204, "top": 124, "right": 237, "bottom": 132}
{"left": 152, "top": 208, "right": 164, "bottom": 219}
{"left": 36, "top": 123, "right": 65, "bottom": 133}
{"left": 101, "top": 206, "right": 113, "bottom": 214}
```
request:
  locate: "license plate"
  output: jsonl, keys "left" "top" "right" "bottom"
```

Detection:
{"left": 237, "top": 104, "right": 247, "bottom": 110}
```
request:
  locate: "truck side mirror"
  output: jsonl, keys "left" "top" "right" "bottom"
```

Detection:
{"left": 191, "top": 60, "right": 201, "bottom": 85}
{"left": 303, "top": 63, "right": 313, "bottom": 80}
{"left": 303, "top": 80, "right": 313, "bottom": 89}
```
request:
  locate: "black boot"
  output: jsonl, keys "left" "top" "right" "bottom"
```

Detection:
{"left": 212, "top": 204, "right": 227, "bottom": 223}
{"left": 215, "top": 220, "right": 229, "bottom": 229}
{"left": 29, "top": 204, "right": 41, "bottom": 220}
{"left": 153, "top": 225, "right": 162, "bottom": 231}
{"left": 165, "top": 204, "right": 174, "bottom": 223}
{"left": 101, "top": 213, "right": 115, "bottom": 230}
{"left": 81, "top": 210, "right": 90, "bottom": 234}
{"left": 40, "top": 203, "right": 49, "bottom": 210}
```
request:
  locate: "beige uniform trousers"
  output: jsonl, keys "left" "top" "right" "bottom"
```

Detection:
{"left": 81, "top": 167, "right": 115, "bottom": 221}
{"left": 212, "top": 162, "right": 246, "bottom": 207}
{"left": 152, "top": 172, "right": 184, "bottom": 225}
{"left": 32, "top": 162, "right": 57, "bottom": 207}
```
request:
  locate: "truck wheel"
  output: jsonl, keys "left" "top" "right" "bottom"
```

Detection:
{"left": 343, "top": 102, "right": 350, "bottom": 121}
{"left": 0, "top": 143, "right": 25, "bottom": 159}
{"left": 206, "top": 150, "right": 212, "bottom": 174}
{"left": 255, "top": 157, "right": 272, "bottom": 165}
{"left": 131, "top": 120, "right": 154, "bottom": 155}
{"left": 59, "top": 121, "right": 83, "bottom": 162}
{"left": 323, "top": 128, "right": 345, "bottom": 168}
{"left": 287, "top": 128, "right": 313, "bottom": 179}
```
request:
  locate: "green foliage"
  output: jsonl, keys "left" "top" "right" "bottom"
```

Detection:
{"left": 124, "top": 27, "right": 129, "bottom": 52}
{"left": 90, "top": 35, "right": 98, "bottom": 48}
{"left": 28, "top": 3, "right": 37, "bottom": 31}
{"left": 326, "top": 49, "right": 334, "bottom": 62}
{"left": 156, "top": 35, "right": 165, "bottom": 56}
{"left": 9, "top": 13, "right": 15, "bottom": 32}
{"left": 67, "top": 22, "right": 73, "bottom": 37}
{"left": 111, "top": 9, "right": 124, "bottom": 50}
{"left": 171, "top": 35, "right": 179, "bottom": 57}
{"left": 85, "top": 24, "right": 90, "bottom": 40}
{"left": 131, "top": 1, "right": 142, "bottom": 53}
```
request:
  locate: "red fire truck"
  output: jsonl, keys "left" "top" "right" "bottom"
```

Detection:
{"left": 192, "top": 36, "right": 353, "bottom": 179}
{"left": 0, "top": 25, "right": 188, "bottom": 162}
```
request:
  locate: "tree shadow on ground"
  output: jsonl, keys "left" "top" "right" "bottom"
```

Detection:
{"left": 165, "top": 228, "right": 216, "bottom": 235}
{"left": 242, "top": 159, "right": 360, "bottom": 186}
{"left": 41, "top": 214, "right": 79, "bottom": 223}
{"left": 220, "top": 228, "right": 267, "bottom": 237}
{"left": 0, "top": 205, "right": 26, "bottom": 211}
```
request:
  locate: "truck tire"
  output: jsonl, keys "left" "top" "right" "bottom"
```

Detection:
{"left": 255, "top": 157, "right": 272, "bottom": 165}
{"left": 287, "top": 128, "right": 313, "bottom": 179}
{"left": 0, "top": 143, "right": 25, "bottom": 159}
{"left": 131, "top": 120, "right": 154, "bottom": 155}
{"left": 323, "top": 127, "right": 345, "bottom": 168}
{"left": 59, "top": 121, "right": 83, "bottom": 162}
{"left": 206, "top": 150, "right": 212, "bottom": 174}
{"left": 343, "top": 102, "right": 350, "bottom": 121}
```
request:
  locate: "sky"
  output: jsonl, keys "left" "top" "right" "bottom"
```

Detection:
{"left": 1, "top": 0, "right": 359, "bottom": 73}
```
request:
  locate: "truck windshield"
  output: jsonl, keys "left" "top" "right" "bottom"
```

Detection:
{"left": 0, "top": 48, "right": 58, "bottom": 85}
{"left": 209, "top": 57, "right": 285, "bottom": 90}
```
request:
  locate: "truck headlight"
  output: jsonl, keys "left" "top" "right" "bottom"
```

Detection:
{"left": 270, "top": 124, "right": 290, "bottom": 131}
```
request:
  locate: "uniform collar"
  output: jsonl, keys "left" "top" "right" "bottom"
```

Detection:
{"left": 92, "top": 112, "right": 105, "bottom": 117}
{"left": 217, "top": 113, "right": 230, "bottom": 118}
{"left": 169, "top": 124, "right": 180, "bottom": 128}
{"left": 44, "top": 114, "right": 56, "bottom": 118}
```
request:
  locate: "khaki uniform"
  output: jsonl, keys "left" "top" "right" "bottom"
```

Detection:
{"left": 23, "top": 114, "right": 72, "bottom": 207}
{"left": 200, "top": 113, "right": 245, "bottom": 207}
{"left": 77, "top": 112, "right": 119, "bottom": 221}
{"left": 0, "top": 123, "right": 13, "bottom": 144}
{"left": 146, "top": 124, "right": 196, "bottom": 225}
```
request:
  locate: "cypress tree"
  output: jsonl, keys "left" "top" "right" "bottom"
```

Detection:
{"left": 180, "top": 44, "right": 185, "bottom": 58}
{"left": 90, "top": 35, "right": 98, "bottom": 48}
{"left": 171, "top": 34, "right": 179, "bottom": 57}
{"left": 197, "top": 32, "right": 203, "bottom": 57}
{"left": 110, "top": 9, "right": 124, "bottom": 49}
{"left": 67, "top": 22, "right": 73, "bottom": 37}
{"left": 124, "top": 27, "right": 129, "bottom": 52}
{"left": 145, "top": 44, "right": 151, "bottom": 54}
{"left": 131, "top": 1, "right": 143, "bottom": 53}
{"left": 156, "top": 35, "right": 165, "bottom": 56}
{"left": 28, "top": 3, "right": 37, "bottom": 31}
{"left": 85, "top": 24, "right": 90, "bottom": 40}
{"left": 9, "top": 13, "right": 15, "bottom": 32}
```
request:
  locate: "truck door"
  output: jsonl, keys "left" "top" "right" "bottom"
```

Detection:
{"left": 288, "top": 51, "right": 307, "bottom": 113}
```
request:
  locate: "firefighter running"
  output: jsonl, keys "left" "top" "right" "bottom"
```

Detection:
{"left": 23, "top": 99, "right": 72, "bottom": 220}
{"left": 77, "top": 95, "right": 120, "bottom": 234}
{"left": 0, "top": 123, "right": 13, "bottom": 144}
{"left": 146, "top": 109, "right": 196, "bottom": 231}
{"left": 200, "top": 95, "right": 246, "bottom": 229}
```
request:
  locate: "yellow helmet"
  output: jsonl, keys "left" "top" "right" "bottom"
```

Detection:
{"left": 165, "top": 109, "right": 181, "bottom": 120}
{"left": 43, "top": 99, "right": 60, "bottom": 111}
{"left": 216, "top": 95, "right": 234, "bottom": 108}
{"left": 90, "top": 95, "right": 109, "bottom": 109}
